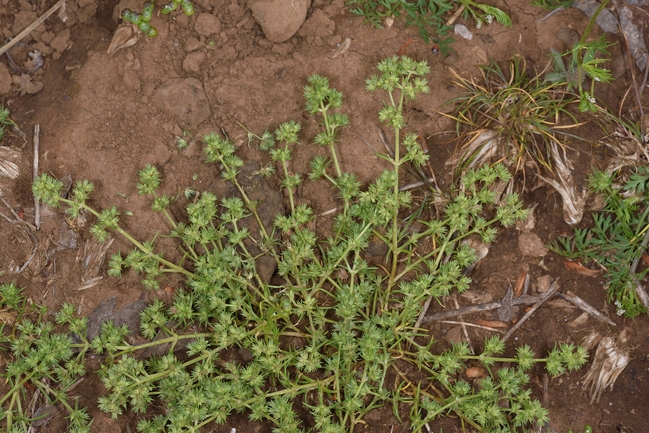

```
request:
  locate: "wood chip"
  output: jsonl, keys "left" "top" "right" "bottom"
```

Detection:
{"left": 564, "top": 260, "right": 601, "bottom": 277}
{"left": 476, "top": 319, "right": 508, "bottom": 328}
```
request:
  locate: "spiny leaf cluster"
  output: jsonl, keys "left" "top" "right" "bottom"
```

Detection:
{"left": 7, "top": 57, "right": 588, "bottom": 432}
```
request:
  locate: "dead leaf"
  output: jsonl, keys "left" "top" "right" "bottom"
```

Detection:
{"left": 564, "top": 261, "right": 601, "bottom": 277}
{"left": 514, "top": 271, "right": 527, "bottom": 297}
{"left": 107, "top": 23, "right": 139, "bottom": 56}
{"left": 0, "top": 309, "right": 17, "bottom": 325}
{"left": 330, "top": 37, "right": 351, "bottom": 59}
{"left": 476, "top": 319, "right": 508, "bottom": 328}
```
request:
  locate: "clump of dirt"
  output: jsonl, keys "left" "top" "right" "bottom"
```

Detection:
{"left": 1, "top": 0, "right": 649, "bottom": 431}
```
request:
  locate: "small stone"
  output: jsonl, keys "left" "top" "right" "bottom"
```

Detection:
{"left": 298, "top": 9, "right": 335, "bottom": 38}
{"left": 535, "top": 275, "right": 552, "bottom": 293}
{"left": 182, "top": 51, "right": 206, "bottom": 73}
{"left": 175, "top": 14, "right": 189, "bottom": 27}
{"left": 322, "top": 0, "right": 344, "bottom": 16}
{"left": 11, "top": 10, "right": 37, "bottom": 34}
{"left": 20, "top": 74, "right": 43, "bottom": 94}
{"left": 220, "top": 45, "right": 237, "bottom": 61}
{"left": 517, "top": 233, "right": 548, "bottom": 257}
{"left": 184, "top": 37, "right": 202, "bottom": 52}
{"left": 122, "top": 69, "right": 140, "bottom": 91}
{"left": 556, "top": 28, "right": 579, "bottom": 46}
{"left": 50, "top": 28, "right": 71, "bottom": 53}
{"left": 194, "top": 13, "right": 221, "bottom": 37}
{"left": 229, "top": 2, "right": 246, "bottom": 19}
{"left": 152, "top": 78, "right": 211, "bottom": 130}
{"left": 271, "top": 42, "right": 293, "bottom": 55}
{"left": 40, "top": 31, "right": 55, "bottom": 44}
{"left": 77, "top": 3, "right": 98, "bottom": 23}
{"left": 248, "top": 0, "right": 311, "bottom": 43}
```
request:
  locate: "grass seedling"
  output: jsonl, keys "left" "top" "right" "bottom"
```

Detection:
{"left": 549, "top": 167, "right": 649, "bottom": 317}
{"left": 446, "top": 55, "right": 577, "bottom": 177}
{"left": 5, "top": 57, "right": 589, "bottom": 432}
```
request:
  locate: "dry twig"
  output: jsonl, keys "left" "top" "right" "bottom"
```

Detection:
{"left": 0, "top": 0, "right": 67, "bottom": 56}
{"left": 557, "top": 291, "right": 617, "bottom": 326}
{"left": 422, "top": 293, "right": 542, "bottom": 322}
{"left": 501, "top": 281, "right": 559, "bottom": 343}
{"left": 33, "top": 124, "right": 40, "bottom": 230}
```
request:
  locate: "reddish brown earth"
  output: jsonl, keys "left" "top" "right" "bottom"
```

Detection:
{"left": 1, "top": 0, "right": 649, "bottom": 432}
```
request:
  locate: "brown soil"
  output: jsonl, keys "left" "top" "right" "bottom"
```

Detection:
{"left": 1, "top": 0, "right": 649, "bottom": 432}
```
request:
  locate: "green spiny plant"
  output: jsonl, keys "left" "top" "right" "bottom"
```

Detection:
{"left": 549, "top": 166, "right": 649, "bottom": 317}
{"left": 3, "top": 57, "right": 588, "bottom": 432}
{"left": 0, "top": 283, "right": 93, "bottom": 433}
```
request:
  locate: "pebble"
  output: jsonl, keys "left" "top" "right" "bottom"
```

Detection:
{"left": 298, "top": 9, "right": 335, "bottom": 38}
{"left": 0, "top": 63, "right": 12, "bottom": 95}
{"left": 182, "top": 51, "right": 206, "bottom": 73}
{"left": 49, "top": 28, "right": 71, "bottom": 53}
{"left": 248, "top": 0, "right": 311, "bottom": 43}
{"left": 556, "top": 28, "right": 579, "bottom": 46}
{"left": 194, "top": 13, "right": 222, "bottom": 37}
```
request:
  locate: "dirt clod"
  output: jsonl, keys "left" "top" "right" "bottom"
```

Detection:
{"left": 0, "top": 64, "right": 11, "bottom": 95}
{"left": 152, "top": 77, "right": 212, "bottom": 130}
{"left": 194, "top": 12, "right": 222, "bottom": 37}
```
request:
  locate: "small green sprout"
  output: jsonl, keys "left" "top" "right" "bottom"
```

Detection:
{"left": 122, "top": 0, "right": 194, "bottom": 38}
{"left": 0, "top": 105, "right": 16, "bottom": 141}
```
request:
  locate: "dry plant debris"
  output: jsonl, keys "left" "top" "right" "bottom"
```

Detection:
{"left": 582, "top": 331, "right": 631, "bottom": 404}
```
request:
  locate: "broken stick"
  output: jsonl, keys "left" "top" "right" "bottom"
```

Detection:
{"left": 0, "top": 0, "right": 67, "bottom": 56}
{"left": 558, "top": 291, "right": 616, "bottom": 327}
{"left": 33, "top": 124, "right": 40, "bottom": 230}
{"left": 422, "top": 294, "right": 542, "bottom": 323}
{"left": 501, "top": 282, "right": 559, "bottom": 343}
